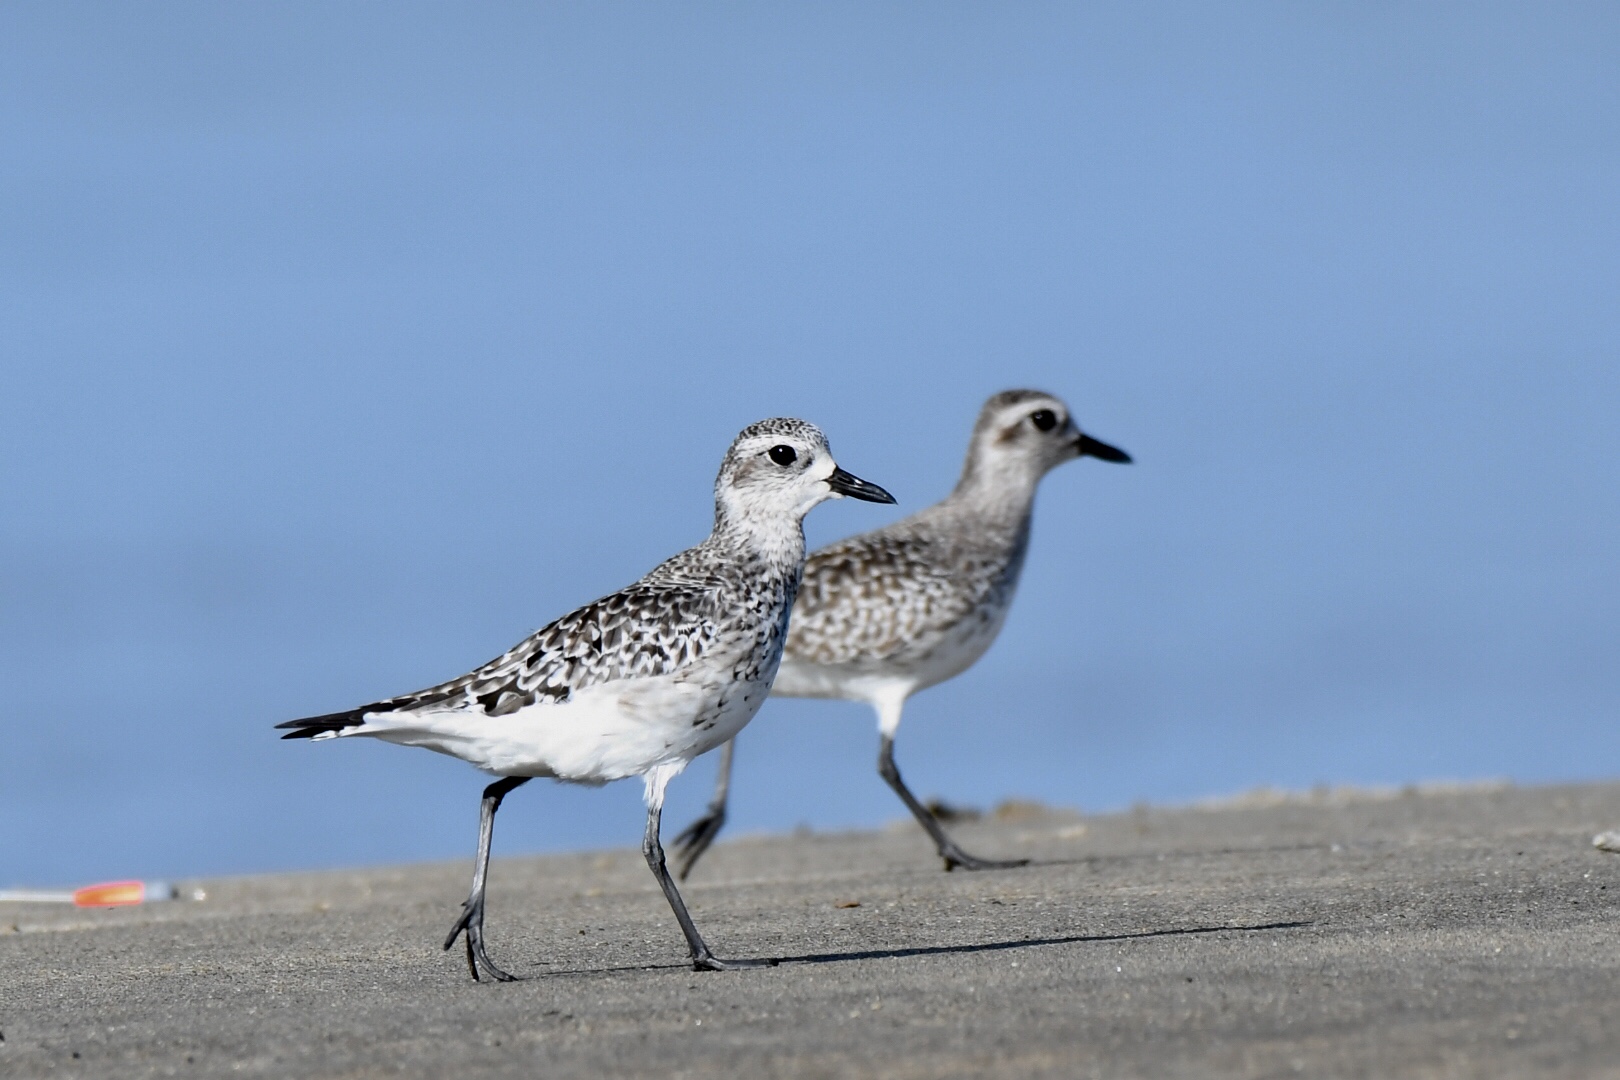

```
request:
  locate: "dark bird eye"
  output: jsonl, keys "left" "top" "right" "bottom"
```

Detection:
{"left": 768, "top": 444, "right": 798, "bottom": 466}
{"left": 1030, "top": 409, "right": 1058, "bottom": 432}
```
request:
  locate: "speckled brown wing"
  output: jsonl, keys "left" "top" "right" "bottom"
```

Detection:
{"left": 784, "top": 526, "right": 999, "bottom": 668}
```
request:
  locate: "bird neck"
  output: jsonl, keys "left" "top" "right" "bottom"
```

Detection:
{"left": 946, "top": 454, "right": 1044, "bottom": 533}
{"left": 708, "top": 509, "right": 808, "bottom": 576}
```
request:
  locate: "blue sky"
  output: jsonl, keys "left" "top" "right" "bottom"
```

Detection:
{"left": 3, "top": 3, "right": 1618, "bottom": 885}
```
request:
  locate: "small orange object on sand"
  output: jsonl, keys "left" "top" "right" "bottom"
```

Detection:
{"left": 73, "top": 881, "right": 165, "bottom": 907}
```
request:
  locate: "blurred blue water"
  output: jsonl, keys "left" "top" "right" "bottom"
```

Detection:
{"left": 3, "top": 3, "right": 1619, "bottom": 884}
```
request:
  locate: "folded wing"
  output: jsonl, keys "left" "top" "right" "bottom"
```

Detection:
{"left": 786, "top": 527, "right": 1003, "bottom": 668}
{"left": 277, "top": 582, "right": 722, "bottom": 739}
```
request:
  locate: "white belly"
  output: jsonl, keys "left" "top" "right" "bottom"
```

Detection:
{"left": 341, "top": 672, "right": 772, "bottom": 783}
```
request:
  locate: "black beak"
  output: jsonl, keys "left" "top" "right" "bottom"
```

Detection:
{"left": 826, "top": 465, "right": 897, "bottom": 504}
{"left": 1076, "top": 433, "right": 1132, "bottom": 464}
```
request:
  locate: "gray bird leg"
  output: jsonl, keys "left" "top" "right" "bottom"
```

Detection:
{"left": 672, "top": 737, "right": 735, "bottom": 880}
{"left": 643, "top": 797, "right": 775, "bottom": 970}
{"left": 877, "top": 734, "right": 1028, "bottom": 872}
{"left": 444, "top": 775, "right": 530, "bottom": 981}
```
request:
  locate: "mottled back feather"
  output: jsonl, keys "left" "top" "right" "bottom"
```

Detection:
{"left": 783, "top": 505, "right": 1029, "bottom": 668}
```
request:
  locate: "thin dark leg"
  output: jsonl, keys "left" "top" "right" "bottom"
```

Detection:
{"left": 877, "top": 734, "right": 1028, "bottom": 872}
{"left": 443, "top": 775, "right": 530, "bottom": 981}
{"left": 672, "top": 738, "right": 734, "bottom": 880}
{"left": 643, "top": 800, "right": 776, "bottom": 971}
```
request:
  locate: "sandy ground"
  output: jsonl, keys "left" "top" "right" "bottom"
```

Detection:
{"left": 5, "top": 781, "right": 1620, "bottom": 1079}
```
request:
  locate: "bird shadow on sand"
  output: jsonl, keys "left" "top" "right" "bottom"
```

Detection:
{"left": 525, "top": 919, "right": 1312, "bottom": 978}
{"left": 773, "top": 919, "right": 1313, "bottom": 966}
{"left": 1017, "top": 842, "right": 1341, "bottom": 871}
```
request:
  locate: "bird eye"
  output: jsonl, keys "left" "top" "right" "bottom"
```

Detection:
{"left": 768, "top": 445, "right": 798, "bottom": 466}
{"left": 1030, "top": 409, "right": 1058, "bottom": 432}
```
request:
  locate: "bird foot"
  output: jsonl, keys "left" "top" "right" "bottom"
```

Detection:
{"left": 941, "top": 850, "right": 1030, "bottom": 873}
{"left": 692, "top": 952, "right": 780, "bottom": 972}
{"left": 671, "top": 809, "right": 727, "bottom": 880}
{"left": 444, "top": 900, "right": 519, "bottom": 982}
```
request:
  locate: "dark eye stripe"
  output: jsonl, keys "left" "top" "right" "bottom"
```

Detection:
{"left": 769, "top": 444, "right": 798, "bottom": 466}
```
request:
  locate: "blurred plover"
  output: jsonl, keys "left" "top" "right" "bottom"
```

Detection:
{"left": 278, "top": 419, "right": 894, "bottom": 980}
{"left": 674, "top": 390, "right": 1128, "bottom": 876}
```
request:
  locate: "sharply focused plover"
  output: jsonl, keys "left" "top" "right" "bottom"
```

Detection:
{"left": 673, "top": 390, "right": 1129, "bottom": 877}
{"left": 277, "top": 419, "right": 894, "bottom": 980}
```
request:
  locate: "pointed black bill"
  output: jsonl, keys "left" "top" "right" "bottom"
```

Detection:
{"left": 1076, "top": 434, "right": 1132, "bottom": 464}
{"left": 826, "top": 466, "right": 896, "bottom": 504}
